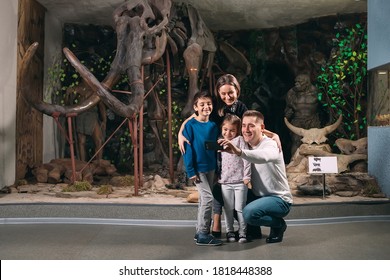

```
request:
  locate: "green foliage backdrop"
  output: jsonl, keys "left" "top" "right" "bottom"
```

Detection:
{"left": 316, "top": 23, "right": 367, "bottom": 140}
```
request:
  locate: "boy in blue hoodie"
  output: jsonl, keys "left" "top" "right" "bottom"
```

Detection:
{"left": 182, "top": 91, "right": 222, "bottom": 246}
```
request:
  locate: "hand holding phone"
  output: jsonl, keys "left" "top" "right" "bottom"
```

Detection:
{"left": 205, "top": 141, "right": 224, "bottom": 150}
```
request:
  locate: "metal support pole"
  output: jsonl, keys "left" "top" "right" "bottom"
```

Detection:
{"left": 139, "top": 106, "right": 144, "bottom": 190}
{"left": 166, "top": 51, "right": 174, "bottom": 183}
{"left": 139, "top": 66, "right": 144, "bottom": 189}
{"left": 66, "top": 113, "right": 78, "bottom": 183}
{"left": 128, "top": 117, "right": 139, "bottom": 196}
{"left": 322, "top": 173, "right": 326, "bottom": 200}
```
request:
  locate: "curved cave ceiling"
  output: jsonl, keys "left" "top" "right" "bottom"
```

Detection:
{"left": 36, "top": 0, "right": 367, "bottom": 31}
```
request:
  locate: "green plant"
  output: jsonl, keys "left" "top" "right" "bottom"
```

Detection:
{"left": 316, "top": 23, "right": 367, "bottom": 140}
{"left": 46, "top": 55, "right": 67, "bottom": 105}
{"left": 96, "top": 185, "right": 114, "bottom": 195}
{"left": 162, "top": 100, "right": 183, "bottom": 157}
{"left": 63, "top": 181, "right": 92, "bottom": 192}
{"left": 46, "top": 40, "right": 133, "bottom": 164}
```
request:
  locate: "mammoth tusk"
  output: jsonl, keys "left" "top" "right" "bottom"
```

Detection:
{"left": 63, "top": 47, "right": 114, "bottom": 99}
{"left": 19, "top": 42, "right": 39, "bottom": 85}
{"left": 63, "top": 47, "right": 142, "bottom": 118}
{"left": 284, "top": 117, "right": 304, "bottom": 137}
{"left": 19, "top": 42, "right": 100, "bottom": 117}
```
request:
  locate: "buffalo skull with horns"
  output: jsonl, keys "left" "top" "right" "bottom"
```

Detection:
{"left": 284, "top": 115, "right": 343, "bottom": 145}
{"left": 21, "top": 0, "right": 216, "bottom": 118}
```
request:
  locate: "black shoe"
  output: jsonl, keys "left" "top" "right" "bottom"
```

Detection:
{"left": 247, "top": 225, "right": 262, "bottom": 240}
{"left": 212, "top": 231, "right": 221, "bottom": 238}
{"left": 266, "top": 220, "right": 287, "bottom": 243}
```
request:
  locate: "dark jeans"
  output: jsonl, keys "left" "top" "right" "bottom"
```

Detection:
{"left": 245, "top": 190, "right": 262, "bottom": 236}
{"left": 243, "top": 192, "right": 292, "bottom": 228}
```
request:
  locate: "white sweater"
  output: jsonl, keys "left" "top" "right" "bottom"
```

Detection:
{"left": 240, "top": 136, "right": 293, "bottom": 204}
{"left": 219, "top": 136, "right": 251, "bottom": 184}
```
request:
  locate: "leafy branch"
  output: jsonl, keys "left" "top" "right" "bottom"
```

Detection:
{"left": 316, "top": 23, "right": 367, "bottom": 140}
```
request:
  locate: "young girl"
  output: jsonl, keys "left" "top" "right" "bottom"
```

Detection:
{"left": 219, "top": 114, "right": 251, "bottom": 243}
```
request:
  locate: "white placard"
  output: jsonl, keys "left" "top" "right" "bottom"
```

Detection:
{"left": 308, "top": 156, "right": 338, "bottom": 174}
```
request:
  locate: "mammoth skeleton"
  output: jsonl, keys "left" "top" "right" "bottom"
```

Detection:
{"left": 21, "top": 0, "right": 217, "bottom": 119}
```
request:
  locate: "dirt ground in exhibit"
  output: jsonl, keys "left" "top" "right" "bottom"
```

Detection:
{"left": 0, "top": 173, "right": 388, "bottom": 205}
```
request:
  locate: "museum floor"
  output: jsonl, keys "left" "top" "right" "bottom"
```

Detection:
{"left": 0, "top": 190, "right": 389, "bottom": 259}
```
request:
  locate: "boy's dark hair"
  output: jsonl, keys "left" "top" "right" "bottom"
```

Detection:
{"left": 193, "top": 91, "right": 213, "bottom": 106}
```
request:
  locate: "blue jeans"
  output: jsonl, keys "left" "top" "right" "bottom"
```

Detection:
{"left": 243, "top": 195, "right": 291, "bottom": 228}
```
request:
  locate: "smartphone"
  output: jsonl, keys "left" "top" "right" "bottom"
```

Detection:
{"left": 205, "top": 141, "right": 224, "bottom": 150}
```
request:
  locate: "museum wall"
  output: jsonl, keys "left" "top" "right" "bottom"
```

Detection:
{"left": 0, "top": 0, "right": 18, "bottom": 188}
{"left": 368, "top": 0, "right": 390, "bottom": 70}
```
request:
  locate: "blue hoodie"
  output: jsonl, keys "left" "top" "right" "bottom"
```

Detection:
{"left": 182, "top": 118, "right": 218, "bottom": 178}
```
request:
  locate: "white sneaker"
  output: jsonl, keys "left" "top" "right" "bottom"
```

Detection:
{"left": 226, "top": 232, "right": 236, "bottom": 242}
{"left": 238, "top": 235, "right": 247, "bottom": 243}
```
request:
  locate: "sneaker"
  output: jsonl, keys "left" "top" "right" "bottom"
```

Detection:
{"left": 226, "top": 231, "right": 236, "bottom": 242}
{"left": 238, "top": 235, "right": 247, "bottom": 243}
{"left": 194, "top": 231, "right": 210, "bottom": 241}
{"left": 196, "top": 234, "right": 223, "bottom": 246}
{"left": 211, "top": 231, "right": 221, "bottom": 238}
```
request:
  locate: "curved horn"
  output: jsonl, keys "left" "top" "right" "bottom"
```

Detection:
{"left": 284, "top": 117, "right": 305, "bottom": 137}
{"left": 324, "top": 114, "right": 343, "bottom": 134}
{"left": 63, "top": 47, "right": 142, "bottom": 118}
{"left": 19, "top": 42, "right": 100, "bottom": 117}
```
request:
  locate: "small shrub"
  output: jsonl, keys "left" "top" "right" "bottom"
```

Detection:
{"left": 62, "top": 181, "right": 92, "bottom": 192}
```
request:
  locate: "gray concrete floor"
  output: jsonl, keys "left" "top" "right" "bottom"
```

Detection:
{"left": 1, "top": 200, "right": 389, "bottom": 260}
{"left": 0, "top": 218, "right": 389, "bottom": 260}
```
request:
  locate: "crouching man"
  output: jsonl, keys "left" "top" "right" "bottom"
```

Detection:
{"left": 219, "top": 110, "right": 293, "bottom": 243}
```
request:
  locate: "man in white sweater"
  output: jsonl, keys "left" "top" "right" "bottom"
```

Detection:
{"left": 219, "top": 110, "right": 293, "bottom": 243}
